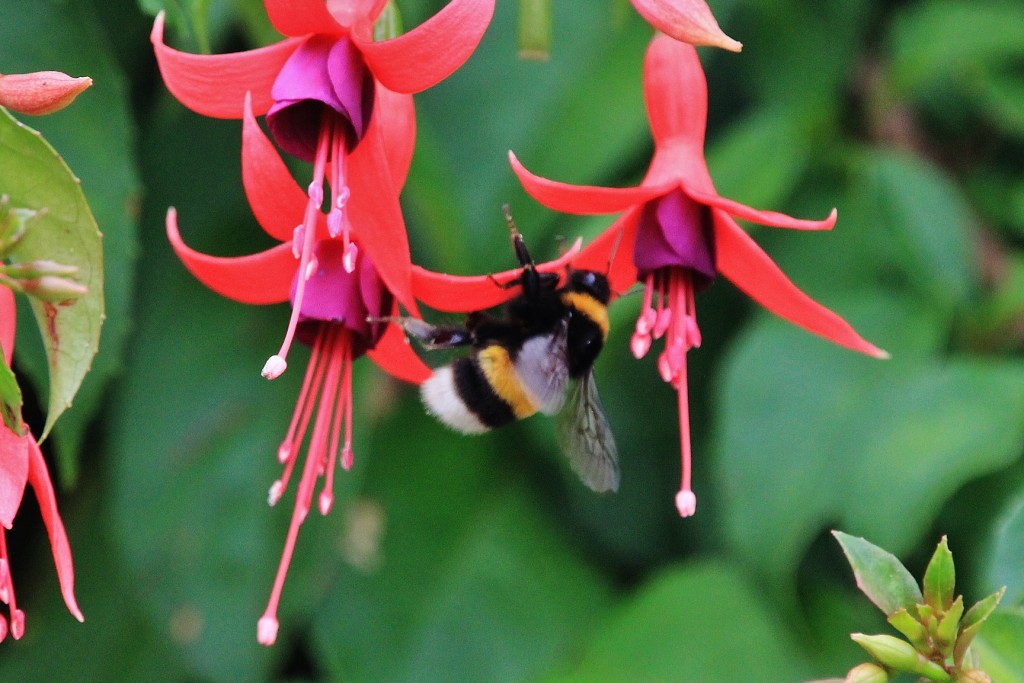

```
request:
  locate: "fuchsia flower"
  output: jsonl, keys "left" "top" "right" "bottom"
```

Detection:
{"left": 155, "top": 0, "right": 494, "bottom": 645}
{"left": 630, "top": 0, "right": 742, "bottom": 52}
{"left": 152, "top": 0, "right": 495, "bottom": 375}
{"left": 0, "top": 287, "right": 83, "bottom": 641}
{"left": 167, "top": 90, "right": 432, "bottom": 645}
{"left": 511, "top": 35, "right": 886, "bottom": 518}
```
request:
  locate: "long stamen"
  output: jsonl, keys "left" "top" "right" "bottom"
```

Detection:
{"left": 672, "top": 269, "right": 697, "bottom": 517}
{"left": 0, "top": 531, "right": 23, "bottom": 640}
{"left": 318, "top": 329, "right": 349, "bottom": 515}
{"left": 631, "top": 272, "right": 657, "bottom": 358}
{"left": 262, "top": 115, "right": 333, "bottom": 380}
{"left": 340, "top": 346, "right": 355, "bottom": 471}
{"left": 328, "top": 120, "right": 357, "bottom": 272}
{"left": 259, "top": 327, "right": 342, "bottom": 647}
{"left": 270, "top": 326, "right": 330, "bottom": 505}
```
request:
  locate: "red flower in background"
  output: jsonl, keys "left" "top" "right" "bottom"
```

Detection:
{"left": 0, "top": 287, "right": 82, "bottom": 641}
{"left": 512, "top": 35, "right": 886, "bottom": 518}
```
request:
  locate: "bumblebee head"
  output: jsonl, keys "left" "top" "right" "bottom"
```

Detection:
{"left": 565, "top": 269, "right": 611, "bottom": 305}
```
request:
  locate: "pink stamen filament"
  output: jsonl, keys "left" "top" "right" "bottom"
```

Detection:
{"left": 259, "top": 325, "right": 356, "bottom": 645}
{"left": 636, "top": 268, "right": 701, "bottom": 517}
{"left": 0, "top": 530, "right": 24, "bottom": 640}
{"left": 262, "top": 115, "right": 333, "bottom": 380}
{"left": 328, "top": 119, "right": 356, "bottom": 272}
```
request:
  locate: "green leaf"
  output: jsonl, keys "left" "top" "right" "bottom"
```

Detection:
{"left": 833, "top": 531, "right": 922, "bottom": 617}
{"left": 705, "top": 105, "right": 813, "bottom": 212}
{"left": 956, "top": 587, "right": 1007, "bottom": 664}
{"left": 0, "top": 108, "right": 103, "bottom": 442}
{"left": 859, "top": 150, "right": 978, "bottom": 311}
{"left": 718, "top": 308, "right": 1024, "bottom": 582}
{"left": 0, "top": 352, "right": 23, "bottom": 434}
{"left": 923, "top": 535, "right": 956, "bottom": 611}
{"left": 888, "top": 0, "right": 1024, "bottom": 92}
{"left": 0, "top": 0, "right": 141, "bottom": 480}
{"left": 982, "top": 492, "right": 1024, "bottom": 606}
{"left": 548, "top": 562, "right": 814, "bottom": 682}
{"left": 970, "top": 609, "right": 1024, "bottom": 683}
{"left": 889, "top": 608, "right": 929, "bottom": 649}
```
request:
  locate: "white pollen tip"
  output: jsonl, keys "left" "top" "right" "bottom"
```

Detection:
{"left": 318, "top": 491, "right": 334, "bottom": 515}
{"left": 262, "top": 355, "right": 287, "bottom": 379}
{"left": 268, "top": 481, "right": 284, "bottom": 506}
{"left": 675, "top": 490, "right": 697, "bottom": 518}
{"left": 257, "top": 616, "right": 279, "bottom": 646}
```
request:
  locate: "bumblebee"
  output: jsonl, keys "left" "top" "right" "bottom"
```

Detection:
{"left": 401, "top": 212, "right": 620, "bottom": 493}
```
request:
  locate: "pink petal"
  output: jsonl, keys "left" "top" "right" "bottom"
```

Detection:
{"left": 714, "top": 215, "right": 887, "bottom": 358}
{"left": 410, "top": 239, "right": 582, "bottom": 313}
{"left": 0, "top": 428, "right": 28, "bottom": 529}
{"left": 690, "top": 191, "right": 837, "bottom": 231}
{"left": 644, "top": 35, "right": 708, "bottom": 148}
{"left": 631, "top": 0, "right": 742, "bottom": 51}
{"left": 367, "top": 322, "right": 432, "bottom": 385}
{"left": 264, "top": 0, "right": 345, "bottom": 37}
{"left": 166, "top": 208, "right": 293, "bottom": 304}
{"left": 151, "top": 11, "right": 302, "bottom": 118}
{"left": 510, "top": 151, "right": 672, "bottom": 215}
{"left": 0, "top": 286, "right": 15, "bottom": 366}
{"left": 353, "top": 0, "right": 495, "bottom": 94}
{"left": 242, "top": 93, "right": 307, "bottom": 241}
{"left": 26, "top": 436, "right": 83, "bottom": 622}
{"left": 345, "top": 121, "right": 418, "bottom": 316}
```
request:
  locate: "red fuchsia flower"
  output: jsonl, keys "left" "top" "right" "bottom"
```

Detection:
{"left": 630, "top": 0, "right": 742, "bottom": 52}
{"left": 511, "top": 35, "right": 886, "bottom": 518}
{"left": 152, "top": 0, "right": 494, "bottom": 377}
{"left": 166, "top": 87, "right": 435, "bottom": 645}
{"left": 0, "top": 286, "right": 83, "bottom": 641}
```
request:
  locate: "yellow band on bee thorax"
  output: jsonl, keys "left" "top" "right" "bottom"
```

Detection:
{"left": 561, "top": 292, "right": 609, "bottom": 339}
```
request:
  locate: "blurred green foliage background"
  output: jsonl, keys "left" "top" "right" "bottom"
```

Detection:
{"left": 1, "top": 0, "right": 1023, "bottom": 680}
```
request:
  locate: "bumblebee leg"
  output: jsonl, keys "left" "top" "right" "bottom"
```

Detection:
{"left": 372, "top": 316, "right": 474, "bottom": 350}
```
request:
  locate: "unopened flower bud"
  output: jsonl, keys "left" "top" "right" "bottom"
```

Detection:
{"left": 3, "top": 260, "right": 78, "bottom": 279}
{"left": 0, "top": 71, "right": 92, "bottom": 116}
{"left": 851, "top": 634, "right": 950, "bottom": 681}
{"left": 21, "top": 275, "right": 88, "bottom": 302}
{"left": 844, "top": 662, "right": 889, "bottom": 683}
{"left": 960, "top": 669, "right": 992, "bottom": 683}
{"left": 630, "top": 0, "right": 743, "bottom": 52}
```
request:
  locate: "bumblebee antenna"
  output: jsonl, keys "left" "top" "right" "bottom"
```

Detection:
{"left": 503, "top": 204, "right": 534, "bottom": 269}
{"left": 605, "top": 220, "right": 625, "bottom": 276}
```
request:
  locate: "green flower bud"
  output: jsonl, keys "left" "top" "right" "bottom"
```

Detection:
{"left": 851, "top": 634, "right": 950, "bottom": 681}
{"left": 844, "top": 661, "right": 889, "bottom": 683}
{"left": 21, "top": 275, "right": 88, "bottom": 302}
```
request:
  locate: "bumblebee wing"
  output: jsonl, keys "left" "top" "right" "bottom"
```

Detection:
{"left": 556, "top": 371, "right": 620, "bottom": 493}
{"left": 515, "top": 324, "right": 570, "bottom": 415}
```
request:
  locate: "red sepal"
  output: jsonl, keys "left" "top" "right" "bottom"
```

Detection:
{"left": 354, "top": 0, "right": 495, "bottom": 94}
{"left": 151, "top": 11, "right": 302, "bottom": 118}
{"left": 27, "top": 436, "right": 83, "bottom": 621}
{"left": 714, "top": 214, "right": 886, "bottom": 358}
{"left": 167, "top": 209, "right": 294, "bottom": 305}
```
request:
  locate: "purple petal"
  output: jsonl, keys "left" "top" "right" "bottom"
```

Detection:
{"left": 634, "top": 189, "right": 716, "bottom": 288}
{"left": 292, "top": 240, "right": 392, "bottom": 354}
{"left": 267, "top": 35, "right": 373, "bottom": 161}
